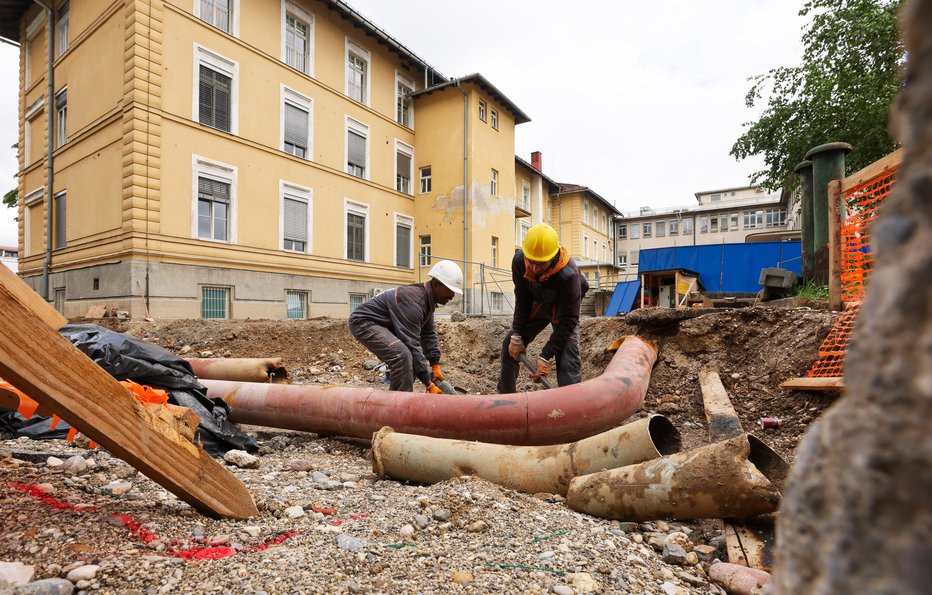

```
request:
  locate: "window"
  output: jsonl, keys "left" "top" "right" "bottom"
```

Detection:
{"left": 196, "top": 46, "right": 238, "bottom": 134}
{"left": 583, "top": 201, "right": 589, "bottom": 225}
{"left": 682, "top": 218, "right": 693, "bottom": 234}
{"left": 419, "top": 166, "right": 432, "bottom": 194}
{"left": 630, "top": 249, "right": 639, "bottom": 266}
{"left": 55, "top": 1, "right": 69, "bottom": 57}
{"left": 54, "top": 288, "right": 65, "bottom": 314}
{"left": 711, "top": 193, "right": 721, "bottom": 202}
{"left": 345, "top": 200, "right": 368, "bottom": 262}
{"left": 348, "top": 292, "right": 367, "bottom": 312}
{"left": 618, "top": 252, "right": 627, "bottom": 269}
{"left": 478, "top": 99, "right": 487, "bottom": 122}
{"left": 744, "top": 210, "right": 764, "bottom": 229}
{"left": 710, "top": 217, "right": 718, "bottom": 233}
{"left": 395, "top": 141, "right": 413, "bottom": 194}
{"left": 618, "top": 224, "right": 627, "bottom": 240}
{"left": 286, "top": 290, "right": 308, "bottom": 319}
{"left": 54, "top": 88, "right": 67, "bottom": 148}
{"left": 630, "top": 223, "right": 640, "bottom": 240}
{"left": 396, "top": 74, "right": 414, "bottom": 127}
{"left": 24, "top": 98, "right": 43, "bottom": 164}
{"left": 602, "top": 213, "right": 607, "bottom": 234}
{"left": 699, "top": 216, "right": 708, "bottom": 233}
{"left": 766, "top": 208, "right": 787, "bottom": 227}
{"left": 345, "top": 40, "right": 369, "bottom": 105}
{"left": 593, "top": 207, "right": 599, "bottom": 229}
{"left": 201, "top": 286, "right": 230, "bottom": 319}
{"left": 281, "top": 182, "right": 311, "bottom": 252}
{"left": 419, "top": 235, "right": 431, "bottom": 267}
{"left": 53, "top": 191, "right": 66, "bottom": 249}
{"left": 731, "top": 213, "right": 740, "bottom": 230}
{"left": 669, "top": 219, "right": 678, "bottom": 236}
{"left": 345, "top": 118, "right": 368, "bottom": 179}
{"left": 519, "top": 220, "right": 530, "bottom": 245}
{"left": 395, "top": 214, "right": 412, "bottom": 268}
{"left": 490, "top": 169, "right": 498, "bottom": 196}
{"left": 593, "top": 240, "right": 598, "bottom": 260}
{"left": 490, "top": 109, "right": 498, "bottom": 130}
{"left": 521, "top": 181, "right": 530, "bottom": 210}
{"left": 602, "top": 242, "right": 607, "bottom": 263}
{"left": 25, "top": 11, "right": 45, "bottom": 83}
{"left": 656, "top": 221, "right": 665, "bottom": 237}
{"left": 193, "top": 156, "right": 236, "bottom": 242}
{"left": 491, "top": 292, "right": 503, "bottom": 311}
{"left": 491, "top": 236, "right": 499, "bottom": 267}
{"left": 282, "top": 87, "right": 311, "bottom": 159}
{"left": 583, "top": 234, "right": 589, "bottom": 257}
{"left": 283, "top": 2, "right": 312, "bottom": 74}
{"left": 643, "top": 222, "right": 652, "bottom": 238}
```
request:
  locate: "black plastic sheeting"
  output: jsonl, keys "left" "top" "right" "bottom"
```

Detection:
{"left": 0, "top": 324, "right": 257, "bottom": 457}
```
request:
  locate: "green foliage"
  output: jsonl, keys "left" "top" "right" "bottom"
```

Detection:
{"left": 4, "top": 143, "right": 18, "bottom": 209}
{"left": 731, "top": 0, "right": 905, "bottom": 191}
{"left": 792, "top": 279, "right": 830, "bottom": 300}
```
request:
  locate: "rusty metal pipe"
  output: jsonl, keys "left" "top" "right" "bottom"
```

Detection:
{"left": 371, "top": 415, "right": 680, "bottom": 496}
{"left": 566, "top": 433, "right": 789, "bottom": 521}
{"left": 708, "top": 562, "right": 771, "bottom": 595}
{"left": 186, "top": 358, "right": 289, "bottom": 384}
{"left": 202, "top": 336, "right": 657, "bottom": 445}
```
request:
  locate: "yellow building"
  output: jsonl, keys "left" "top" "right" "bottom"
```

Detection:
{"left": 2, "top": 0, "right": 529, "bottom": 319}
{"left": 550, "top": 183, "right": 621, "bottom": 290}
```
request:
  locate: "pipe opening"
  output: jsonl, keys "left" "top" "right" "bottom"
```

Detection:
{"left": 268, "top": 366, "right": 289, "bottom": 383}
{"left": 747, "top": 434, "right": 790, "bottom": 491}
{"left": 648, "top": 415, "right": 682, "bottom": 455}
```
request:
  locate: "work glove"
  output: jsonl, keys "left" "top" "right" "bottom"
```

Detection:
{"left": 426, "top": 383, "right": 444, "bottom": 395}
{"left": 530, "top": 357, "right": 550, "bottom": 383}
{"left": 508, "top": 334, "right": 525, "bottom": 361}
{"left": 431, "top": 363, "right": 444, "bottom": 382}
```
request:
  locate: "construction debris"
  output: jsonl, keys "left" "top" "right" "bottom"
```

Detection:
{"left": 186, "top": 357, "right": 289, "bottom": 384}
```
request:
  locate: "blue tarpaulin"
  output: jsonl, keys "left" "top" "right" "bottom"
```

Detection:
{"left": 605, "top": 280, "right": 641, "bottom": 316}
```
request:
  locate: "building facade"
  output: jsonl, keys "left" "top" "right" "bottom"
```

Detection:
{"left": 3, "top": 0, "right": 530, "bottom": 319}
{"left": 616, "top": 185, "right": 796, "bottom": 278}
{"left": 550, "top": 183, "right": 620, "bottom": 290}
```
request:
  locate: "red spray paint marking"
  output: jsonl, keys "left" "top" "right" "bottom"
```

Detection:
{"left": 330, "top": 513, "right": 368, "bottom": 526}
{"left": 9, "top": 483, "right": 298, "bottom": 560}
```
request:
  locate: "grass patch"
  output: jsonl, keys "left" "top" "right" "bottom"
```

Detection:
{"left": 792, "top": 279, "right": 829, "bottom": 300}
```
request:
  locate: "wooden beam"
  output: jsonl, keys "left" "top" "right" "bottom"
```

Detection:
{"left": 0, "top": 261, "right": 67, "bottom": 330}
{"left": 780, "top": 377, "right": 845, "bottom": 392}
{"left": 700, "top": 370, "right": 744, "bottom": 442}
{"left": 840, "top": 147, "right": 903, "bottom": 193}
{"left": 828, "top": 180, "right": 844, "bottom": 311}
{"left": 0, "top": 277, "right": 257, "bottom": 519}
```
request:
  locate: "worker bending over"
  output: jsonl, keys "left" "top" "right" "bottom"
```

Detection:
{"left": 498, "top": 223, "right": 588, "bottom": 393}
{"left": 349, "top": 260, "right": 463, "bottom": 394}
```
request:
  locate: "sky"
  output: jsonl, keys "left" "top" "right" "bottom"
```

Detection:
{"left": 0, "top": 0, "right": 809, "bottom": 246}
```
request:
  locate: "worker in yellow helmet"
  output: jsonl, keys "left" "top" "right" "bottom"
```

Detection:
{"left": 497, "top": 223, "right": 589, "bottom": 393}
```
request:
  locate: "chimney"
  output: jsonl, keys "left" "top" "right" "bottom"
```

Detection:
{"left": 531, "top": 151, "right": 542, "bottom": 172}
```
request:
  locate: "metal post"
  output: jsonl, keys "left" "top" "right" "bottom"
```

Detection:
{"left": 794, "top": 160, "right": 814, "bottom": 279}
{"left": 806, "top": 142, "right": 852, "bottom": 284}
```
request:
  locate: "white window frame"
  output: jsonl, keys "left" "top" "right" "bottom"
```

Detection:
{"left": 280, "top": 85, "right": 313, "bottom": 160}
{"left": 656, "top": 220, "right": 665, "bottom": 237}
{"left": 345, "top": 38, "right": 370, "bottom": 106}
{"left": 419, "top": 234, "right": 431, "bottom": 267}
{"left": 643, "top": 222, "right": 652, "bottom": 238}
{"left": 490, "top": 169, "right": 498, "bottom": 196}
{"left": 618, "top": 252, "right": 627, "bottom": 269}
{"left": 393, "top": 213, "right": 413, "bottom": 269}
{"left": 192, "top": 154, "right": 237, "bottom": 243}
{"left": 602, "top": 213, "right": 607, "bottom": 234}
{"left": 669, "top": 219, "right": 678, "bottom": 236}
{"left": 23, "top": 187, "right": 44, "bottom": 257}
{"left": 344, "top": 199, "right": 370, "bottom": 262}
{"left": 345, "top": 117, "right": 369, "bottom": 180}
{"left": 279, "top": 180, "right": 312, "bottom": 253}
{"left": 25, "top": 11, "right": 45, "bottom": 83}
{"left": 286, "top": 289, "right": 309, "bottom": 319}
{"left": 766, "top": 208, "right": 787, "bottom": 228}
{"left": 193, "top": 44, "right": 239, "bottom": 135}
{"left": 630, "top": 223, "right": 640, "bottom": 240}
{"left": 24, "top": 97, "right": 44, "bottom": 165}
{"left": 699, "top": 216, "right": 709, "bottom": 233}
{"left": 731, "top": 213, "right": 740, "bottom": 230}
{"left": 744, "top": 210, "right": 764, "bottom": 229}
{"left": 583, "top": 234, "right": 589, "bottom": 257}
{"left": 491, "top": 236, "right": 499, "bottom": 267}
{"left": 478, "top": 98, "right": 487, "bottom": 122}
{"left": 394, "top": 140, "right": 414, "bottom": 195}
{"left": 490, "top": 108, "right": 498, "bottom": 130}
{"left": 54, "top": 0, "right": 69, "bottom": 57}
{"left": 583, "top": 201, "right": 589, "bottom": 225}
{"left": 54, "top": 87, "right": 67, "bottom": 148}
{"left": 419, "top": 165, "right": 431, "bottom": 194}
{"left": 281, "top": 0, "right": 313, "bottom": 75}
{"left": 682, "top": 218, "right": 693, "bottom": 234}
{"left": 618, "top": 224, "right": 627, "bottom": 240}
{"left": 395, "top": 71, "right": 414, "bottom": 128}
{"left": 519, "top": 220, "right": 531, "bottom": 245}
{"left": 195, "top": 0, "right": 240, "bottom": 37}
{"left": 521, "top": 180, "right": 530, "bottom": 210}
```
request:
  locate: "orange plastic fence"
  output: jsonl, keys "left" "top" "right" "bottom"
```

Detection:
{"left": 807, "top": 161, "right": 899, "bottom": 378}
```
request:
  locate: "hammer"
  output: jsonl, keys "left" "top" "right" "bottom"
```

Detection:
{"left": 519, "top": 354, "right": 554, "bottom": 389}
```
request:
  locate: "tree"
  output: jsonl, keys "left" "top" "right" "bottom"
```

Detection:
{"left": 731, "top": 0, "right": 904, "bottom": 191}
{"left": 3, "top": 143, "right": 18, "bottom": 209}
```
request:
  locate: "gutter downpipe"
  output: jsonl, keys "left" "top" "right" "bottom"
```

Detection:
{"left": 454, "top": 80, "right": 468, "bottom": 314}
{"left": 34, "top": 0, "right": 54, "bottom": 299}
{"left": 203, "top": 335, "right": 658, "bottom": 445}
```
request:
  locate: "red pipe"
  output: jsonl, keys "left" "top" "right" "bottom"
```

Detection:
{"left": 202, "top": 336, "right": 657, "bottom": 445}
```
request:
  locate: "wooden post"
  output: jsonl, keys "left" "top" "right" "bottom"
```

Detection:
{"left": 828, "top": 180, "right": 844, "bottom": 311}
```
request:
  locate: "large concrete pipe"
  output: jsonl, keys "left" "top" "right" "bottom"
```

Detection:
{"left": 806, "top": 142, "right": 852, "bottom": 283}
{"left": 186, "top": 358, "right": 289, "bottom": 384}
{"left": 203, "top": 336, "right": 657, "bottom": 445}
{"left": 794, "top": 160, "right": 814, "bottom": 280}
{"left": 566, "top": 433, "right": 789, "bottom": 521}
{"left": 371, "top": 415, "right": 681, "bottom": 496}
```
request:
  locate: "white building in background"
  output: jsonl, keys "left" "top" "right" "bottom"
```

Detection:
{"left": 0, "top": 246, "right": 18, "bottom": 273}
{"left": 616, "top": 185, "right": 798, "bottom": 278}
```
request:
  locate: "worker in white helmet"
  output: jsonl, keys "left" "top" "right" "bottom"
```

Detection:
{"left": 349, "top": 260, "right": 463, "bottom": 393}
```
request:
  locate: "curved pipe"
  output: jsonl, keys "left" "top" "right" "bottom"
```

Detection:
{"left": 202, "top": 336, "right": 657, "bottom": 445}
{"left": 566, "top": 433, "right": 789, "bottom": 521}
{"left": 371, "top": 415, "right": 681, "bottom": 496}
{"left": 186, "top": 358, "right": 289, "bottom": 384}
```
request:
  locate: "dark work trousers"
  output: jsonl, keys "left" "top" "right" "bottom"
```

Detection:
{"left": 349, "top": 320, "right": 415, "bottom": 392}
{"left": 496, "top": 312, "right": 581, "bottom": 394}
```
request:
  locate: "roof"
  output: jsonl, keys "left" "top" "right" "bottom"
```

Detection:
{"left": 556, "top": 183, "right": 619, "bottom": 215}
{"left": 0, "top": 0, "right": 32, "bottom": 44}
{"left": 693, "top": 184, "right": 761, "bottom": 202}
{"left": 514, "top": 156, "right": 560, "bottom": 192}
{"left": 411, "top": 73, "right": 531, "bottom": 125}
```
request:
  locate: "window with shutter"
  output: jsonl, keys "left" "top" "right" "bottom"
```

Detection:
{"left": 198, "top": 176, "right": 231, "bottom": 241}
{"left": 55, "top": 88, "right": 67, "bottom": 148}
{"left": 395, "top": 143, "right": 413, "bottom": 194}
{"left": 55, "top": 1, "right": 69, "bottom": 57}
{"left": 283, "top": 196, "right": 308, "bottom": 251}
{"left": 199, "top": 65, "right": 231, "bottom": 131}
{"left": 54, "top": 191, "right": 66, "bottom": 249}
{"left": 347, "top": 128, "right": 366, "bottom": 178}
{"left": 346, "top": 212, "right": 366, "bottom": 261}
{"left": 284, "top": 102, "right": 309, "bottom": 158}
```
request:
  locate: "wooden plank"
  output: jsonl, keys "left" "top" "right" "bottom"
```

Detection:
{"left": 840, "top": 147, "right": 903, "bottom": 193}
{"left": 0, "top": 260, "right": 67, "bottom": 330}
{"left": 84, "top": 305, "right": 107, "bottom": 319}
{"left": 0, "top": 277, "right": 258, "bottom": 519}
{"left": 724, "top": 522, "right": 749, "bottom": 566}
{"left": 731, "top": 516, "right": 776, "bottom": 571}
{"left": 780, "top": 377, "right": 845, "bottom": 392}
{"left": 700, "top": 370, "right": 744, "bottom": 441}
{"left": 828, "top": 180, "right": 844, "bottom": 311}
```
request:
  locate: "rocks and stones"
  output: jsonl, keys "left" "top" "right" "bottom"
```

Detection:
{"left": 432, "top": 508, "right": 451, "bottom": 522}
{"left": 399, "top": 524, "right": 415, "bottom": 538}
{"left": 662, "top": 543, "right": 689, "bottom": 566}
{"left": 65, "top": 564, "right": 99, "bottom": 582}
{"left": 284, "top": 506, "right": 305, "bottom": 519}
{"left": 465, "top": 520, "right": 488, "bottom": 533}
{"left": 45, "top": 457, "right": 63, "bottom": 469}
{"left": 223, "top": 450, "right": 260, "bottom": 469}
{"left": 12, "top": 578, "right": 75, "bottom": 594}
{"left": 60, "top": 456, "right": 87, "bottom": 475}
{"left": 0, "top": 561, "right": 34, "bottom": 586}
{"left": 551, "top": 585, "right": 574, "bottom": 595}
{"left": 451, "top": 571, "right": 473, "bottom": 585}
{"left": 693, "top": 544, "right": 718, "bottom": 562}
{"left": 336, "top": 534, "right": 363, "bottom": 552}
{"left": 101, "top": 481, "right": 132, "bottom": 495}
{"left": 288, "top": 459, "right": 314, "bottom": 472}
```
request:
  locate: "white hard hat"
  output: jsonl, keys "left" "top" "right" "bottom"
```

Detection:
{"left": 427, "top": 260, "right": 463, "bottom": 294}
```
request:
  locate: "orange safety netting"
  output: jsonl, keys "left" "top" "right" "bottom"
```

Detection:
{"left": 807, "top": 161, "right": 899, "bottom": 378}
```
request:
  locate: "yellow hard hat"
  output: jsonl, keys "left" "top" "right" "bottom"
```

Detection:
{"left": 522, "top": 223, "right": 560, "bottom": 262}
